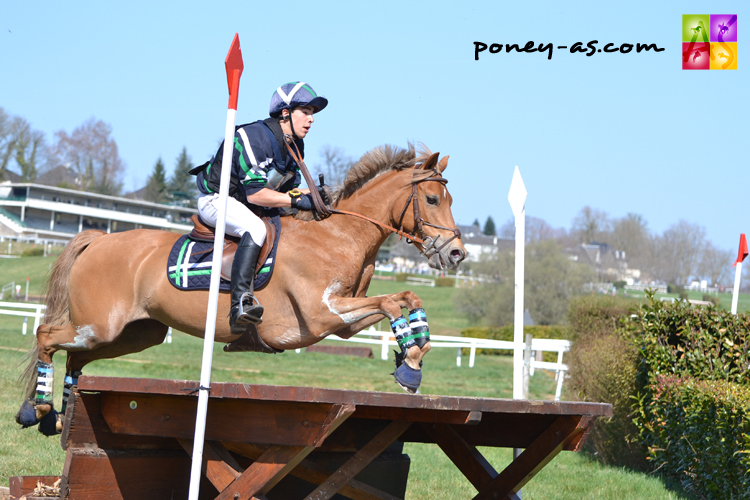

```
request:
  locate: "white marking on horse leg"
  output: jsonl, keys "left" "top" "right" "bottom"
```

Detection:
{"left": 322, "top": 281, "right": 375, "bottom": 325}
{"left": 59, "top": 325, "right": 97, "bottom": 349}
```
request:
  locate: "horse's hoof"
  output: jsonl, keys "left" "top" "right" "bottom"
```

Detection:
{"left": 15, "top": 399, "right": 40, "bottom": 428}
{"left": 38, "top": 408, "right": 61, "bottom": 436}
{"left": 393, "top": 363, "right": 422, "bottom": 394}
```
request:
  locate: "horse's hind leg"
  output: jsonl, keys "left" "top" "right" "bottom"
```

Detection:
{"left": 16, "top": 322, "right": 81, "bottom": 434}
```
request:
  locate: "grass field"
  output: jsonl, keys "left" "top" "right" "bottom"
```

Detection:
{"left": 0, "top": 257, "right": 698, "bottom": 498}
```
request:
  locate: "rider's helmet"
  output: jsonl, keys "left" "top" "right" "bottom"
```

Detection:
{"left": 269, "top": 82, "right": 328, "bottom": 118}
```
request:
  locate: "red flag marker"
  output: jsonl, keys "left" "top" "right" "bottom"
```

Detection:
{"left": 733, "top": 233, "right": 748, "bottom": 267}
{"left": 731, "top": 233, "right": 747, "bottom": 315}
{"left": 225, "top": 34, "right": 243, "bottom": 110}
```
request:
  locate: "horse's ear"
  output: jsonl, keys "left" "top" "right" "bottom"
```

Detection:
{"left": 437, "top": 155, "right": 449, "bottom": 173}
{"left": 420, "top": 152, "right": 440, "bottom": 170}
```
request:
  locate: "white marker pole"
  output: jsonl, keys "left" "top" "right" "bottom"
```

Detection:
{"left": 188, "top": 33, "right": 244, "bottom": 500}
{"left": 507, "top": 166, "right": 527, "bottom": 400}
{"left": 731, "top": 233, "right": 747, "bottom": 315}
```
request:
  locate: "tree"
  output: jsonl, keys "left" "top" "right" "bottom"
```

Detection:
{"left": 14, "top": 122, "right": 46, "bottom": 182}
{"left": 483, "top": 216, "right": 496, "bottom": 236}
{"left": 609, "top": 213, "right": 650, "bottom": 271}
{"left": 0, "top": 109, "right": 49, "bottom": 182}
{"left": 471, "top": 218, "right": 480, "bottom": 228}
{"left": 318, "top": 145, "right": 353, "bottom": 186}
{"left": 572, "top": 206, "right": 610, "bottom": 244}
{"left": 698, "top": 242, "right": 732, "bottom": 286}
{"left": 455, "top": 240, "right": 593, "bottom": 326}
{"left": 50, "top": 118, "right": 125, "bottom": 195}
{"left": 651, "top": 220, "right": 706, "bottom": 285}
{"left": 168, "top": 147, "right": 197, "bottom": 205}
{"left": 144, "top": 158, "right": 168, "bottom": 203}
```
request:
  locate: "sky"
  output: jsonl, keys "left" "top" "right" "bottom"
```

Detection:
{"left": 2, "top": 1, "right": 747, "bottom": 254}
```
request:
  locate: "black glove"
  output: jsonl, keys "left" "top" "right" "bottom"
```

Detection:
{"left": 317, "top": 184, "right": 331, "bottom": 205}
{"left": 292, "top": 193, "right": 314, "bottom": 211}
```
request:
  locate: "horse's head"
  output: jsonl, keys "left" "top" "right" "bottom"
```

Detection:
{"left": 396, "top": 152, "right": 467, "bottom": 271}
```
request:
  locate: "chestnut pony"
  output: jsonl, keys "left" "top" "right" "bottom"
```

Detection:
{"left": 17, "top": 144, "right": 466, "bottom": 433}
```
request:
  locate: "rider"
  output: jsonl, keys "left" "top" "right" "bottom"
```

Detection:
{"left": 193, "top": 81, "right": 328, "bottom": 333}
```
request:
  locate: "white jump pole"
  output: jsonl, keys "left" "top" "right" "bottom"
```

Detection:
{"left": 508, "top": 166, "right": 527, "bottom": 400}
{"left": 731, "top": 233, "right": 747, "bottom": 315}
{"left": 188, "top": 33, "right": 244, "bottom": 500}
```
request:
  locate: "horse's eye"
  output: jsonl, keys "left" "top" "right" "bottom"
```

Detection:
{"left": 426, "top": 195, "right": 439, "bottom": 206}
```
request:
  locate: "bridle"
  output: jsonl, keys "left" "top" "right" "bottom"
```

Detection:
{"left": 284, "top": 139, "right": 462, "bottom": 260}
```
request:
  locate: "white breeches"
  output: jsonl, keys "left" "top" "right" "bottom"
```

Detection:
{"left": 197, "top": 194, "right": 267, "bottom": 246}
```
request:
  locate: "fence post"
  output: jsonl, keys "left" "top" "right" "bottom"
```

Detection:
{"left": 381, "top": 328, "right": 389, "bottom": 361}
{"left": 469, "top": 341, "right": 476, "bottom": 368}
{"left": 22, "top": 316, "right": 27, "bottom": 335}
{"left": 523, "top": 334, "right": 532, "bottom": 399}
{"left": 33, "top": 305, "right": 42, "bottom": 336}
{"left": 456, "top": 347, "right": 462, "bottom": 367}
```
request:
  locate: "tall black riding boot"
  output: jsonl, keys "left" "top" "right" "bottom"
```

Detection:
{"left": 229, "top": 233, "right": 264, "bottom": 333}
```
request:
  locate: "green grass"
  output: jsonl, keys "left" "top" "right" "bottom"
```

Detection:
{"left": 623, "top": 288, "right": 750, "bottom": 313}
{"left": 0, "top": 257, "right": 699, "bottom": 497}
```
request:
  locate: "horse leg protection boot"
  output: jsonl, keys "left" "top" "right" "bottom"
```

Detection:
{"left": 61, "top": 370, "right": 82, "bottom": 414}
{"left": 390, "top": 316, "right": 415, "bottom": 370}
{"left": 408, "top": 308, "right": 430, "bottom": 349}
{"left": 230, "top": 233, "right": 264, "bottom": 334}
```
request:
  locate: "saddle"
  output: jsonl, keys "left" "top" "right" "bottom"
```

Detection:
{"left": 189, "top": 215, "right": 277, "bottom": 281}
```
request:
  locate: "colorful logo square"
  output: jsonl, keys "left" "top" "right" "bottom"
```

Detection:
{"left": 682, "top": 14, "right": 737, "bottom": 70}
{"left": 711, "top": 42, "right": 737, "bottom": 69}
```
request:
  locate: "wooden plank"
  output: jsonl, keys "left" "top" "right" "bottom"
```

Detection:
{"left": 78, "top": 376, "right": 612, "bottom": 419}
{"left": 8, "top": 476, "right": 60, "bottom": 498}
{"left": 61, "top": 447, "right": 192, "bottom": 500}
{"left": 421, "top": 423, "right": 497, "bottom": 490}
{"left": 99, "top": 392, "right": 344, "bottom": 447}
{"left": 473, "top": 416, "right": 583, "bottom": 500}
{"left": 216, "top": 445, "right": 313, "bottom": 500}
{"left": 354, "top": 406, "right": 482, "bottom": 425}
{"left": 305, "top": 420, "right": 412, "bottom": 500}
{"left": 178, "top": 439, "right": 241, "bottom": 492}
{"left": 225, "top": 442, "right": 400, "bottom": 500}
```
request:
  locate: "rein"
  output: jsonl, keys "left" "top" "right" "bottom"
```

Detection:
{"left": 284, "top": 138, "right": 461, "bottom": 258}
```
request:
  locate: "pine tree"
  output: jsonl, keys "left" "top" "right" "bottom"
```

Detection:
{"left": 144, "top": 158, "right": 168, "bottom": 203}
{"left": 168, "top": 147, "right": 197, "bottom": 206}
{"left": 472, "top": 218, "right": 480, "bottom": 228}
{"left": 483, "top": 216, "right": 496, "bottom": 236}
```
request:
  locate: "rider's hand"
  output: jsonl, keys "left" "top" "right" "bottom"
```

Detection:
{"left": 292, "top": 193, "right": 314, "bottom": 211}
{"left": 317, "top": 184, "right": 331, "bottom": 205}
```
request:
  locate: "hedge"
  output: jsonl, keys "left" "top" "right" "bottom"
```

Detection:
{"left": 633, "top": 376, "right": 750, "bottom": 498}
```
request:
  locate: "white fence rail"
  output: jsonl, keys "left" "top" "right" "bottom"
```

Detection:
{"left": 0, "top": 302, "right": 570, "bottom": 399}
{"left": 0, "top": 301, "right": 46, "bottom": 336}
{"left": 310, "top": 327, "right": 571, "bottom": 401}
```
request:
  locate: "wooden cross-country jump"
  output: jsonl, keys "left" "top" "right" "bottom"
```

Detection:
{"left": 11, "top": 376, "right": 611, "bottom": 500}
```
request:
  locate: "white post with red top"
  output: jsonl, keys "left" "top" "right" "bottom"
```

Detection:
{"left": 188, "top": 33, "right": 244, "bottom": 500}
{"left": 731, "top": 233, "right": 748, "bottom": 315}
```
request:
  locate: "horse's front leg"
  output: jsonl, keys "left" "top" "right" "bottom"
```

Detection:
{"left": 323, "top": 287, "right": 431, "bottom": 393}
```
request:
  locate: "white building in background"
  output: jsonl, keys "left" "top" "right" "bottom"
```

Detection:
{"left": 0, "top": 183, "right": 196, "bottom": 242}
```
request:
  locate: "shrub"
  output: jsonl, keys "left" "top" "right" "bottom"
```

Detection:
{"left": 667, "top": 284, "right": 683, "bottom": 294}
{"left": 633, "top": 376, "right": 750, "bottom": 498}
{"left": 565, "top": 294, "right": 646, "bottom": 469}
{"left": 21, "top": 247, "right": 44, "bottom": 257}
{"left": 434, "top": 277, "right": 454, "bottom": 287}
{"left": 679, "top": 290, "right": 689, "bottom": 300}
{"left": 395, "top": 273, "right": 408, "bottom": 282}
{"left": 613, "top": 280, "right": 626, "bottom": 289}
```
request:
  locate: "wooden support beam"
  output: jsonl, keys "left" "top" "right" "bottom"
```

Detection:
{"left": 225, "top": 442, "right": 400, "bottom": 500}
{"left": 473, "top": 416, "right": 582, "bottom": 500}
{"left": 421, "top": 423, "right": 497, "bottom": 491}
{"left": 178, "top": 439, "right": 241, "bottom": 492}
{"left": 216, "top": 445, "right": 313, "bottom": 500}
{"left": 305, "top": 420, "right": 412, "bottom": 500}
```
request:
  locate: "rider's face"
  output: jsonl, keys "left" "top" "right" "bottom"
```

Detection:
{"left": 283, "top": 106, "right": 316, "bottom": 139}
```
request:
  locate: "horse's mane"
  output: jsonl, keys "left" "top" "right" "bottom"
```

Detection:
{"left": 294, "top": 143, "right": 434, "bottom": 221}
